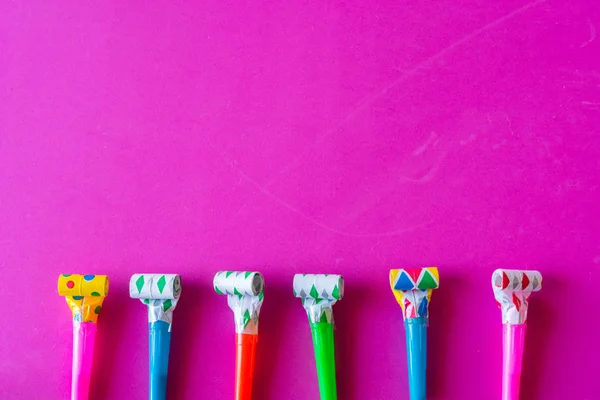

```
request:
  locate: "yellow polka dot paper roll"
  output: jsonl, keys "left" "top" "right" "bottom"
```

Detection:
{"left": 57, "top": 274, "right": 109, "bottom": 323}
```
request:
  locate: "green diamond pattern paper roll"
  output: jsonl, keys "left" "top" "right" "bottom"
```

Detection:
{"left": 130, "top": 273, "right": 182, "bottom": 400}
{"left": 213, "top": 271, "right": 265, "bottom": 334}
{"left": 130, "top": 274, "right": 182, "bottom": 325}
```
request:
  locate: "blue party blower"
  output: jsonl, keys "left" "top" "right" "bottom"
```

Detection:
{"left": 389, "top": 268, "right": 439, "bottom": 400}
{"left": 130, "top": 274, "right": 182, "bottom": 400}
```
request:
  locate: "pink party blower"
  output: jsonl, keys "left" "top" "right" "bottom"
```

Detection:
{"left": 58, "top": 274, "right": 109, "bottom": 400}
{"left": 491, "top": 269, "right": 542, "bottom": 400}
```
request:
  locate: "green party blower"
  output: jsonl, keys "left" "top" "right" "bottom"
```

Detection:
{"left": 293, "top": 274, "right": 344, "bottom": 400}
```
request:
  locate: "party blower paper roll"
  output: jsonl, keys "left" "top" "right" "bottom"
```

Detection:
{"left": 389, "top": 268, "right": 439, "bottom": 400}
{"left": 492, "top": 269, "right": 542, "bottom": 400}
{"left": 130, "top": 274, "right": 182, "bottom": 400}
{"left": 214, "top": 271, "right": 265, "bottom": 400}
{"left": 57, "top": 274, "right": 109, "bottom": 400}
{"left": 293, "top": 274, "right": 344, "bottom": 400}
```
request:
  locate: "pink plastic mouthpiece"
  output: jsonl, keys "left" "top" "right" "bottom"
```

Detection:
{"left": 502, "top": 323, "right": 526, "bottom": 400}
{"left": 71, "top": 322, "right": 97, "bottom": 400}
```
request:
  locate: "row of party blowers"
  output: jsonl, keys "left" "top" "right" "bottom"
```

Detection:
{"left": 57, "top": 268, "right": 541, "bottom": 400}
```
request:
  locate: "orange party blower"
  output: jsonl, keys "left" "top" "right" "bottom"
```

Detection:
{"left": 214, "top": 271, "right": 265, "bottom": 400}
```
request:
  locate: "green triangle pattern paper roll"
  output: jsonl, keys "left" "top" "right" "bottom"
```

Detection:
{"left": 293, "top": 274, "right": 344, "bottom": 324}
{"left": 214, "top": 271, "right": 265, "bottom": 400}
{"left": 294, "top": 274, "right": 344, "bottom": 400}
{"left": 213, "top": 271, "right": 265, "bottom": 334}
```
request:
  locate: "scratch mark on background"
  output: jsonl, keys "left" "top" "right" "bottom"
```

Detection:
{"left": 217, "top": 150, "right": 433, "bottom": 237}
{"left": 412, "top": 132, "right": 438, "bottom": 156}
{"left": 582, "top": 101, "right": 600, "bottom": 111}
{"left": 460, "top": 134, "right": 477, "bottom": 146}
{"left": 399, "top": 161, "right": 443, "bottom": 184}
{"left": 269, "top": 0, "right": 549, "bottom": 180}
{"left": 580, "top": 20, "right": 596, "bottom": 48}
{"left": 492, "top": 139, "right": 507, "bottom": 149}
{"left": 504, "top": 114, "right": 515, "bottom": 136}
{"left": 322, "top": 0, "right": 548, "bottom": 136}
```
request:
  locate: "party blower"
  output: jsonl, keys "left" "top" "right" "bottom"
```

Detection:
{"left": 389, "top": 268, "right": 439, "bottom": 400}
{"left": 293, "top": 274, "right": 344, "bottom": 400}
{"left": 492, "top": 269, "right": 542, "bottom": 400}
{"left": 130, "top": 274, "right": 182, "bottom": 400}
{"left": 214, "top": 271, "right": 265, "bottom": 400}
{"left": 58, "top": 274, "right": 109, "bottom": 400}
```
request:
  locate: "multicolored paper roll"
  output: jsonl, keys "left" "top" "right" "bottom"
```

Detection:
{"left": 389, "top": 268, "right": 439, "bottom": 400}
{"left": 214, "top": 271, "right": 265, "bottom": 400}
{"left": 57, "top": 274, "right": 109, "bottom": 400}
{"left": 130, "top": 274, "right": 182, "bottom": 400}
{"left": 293, "top": 274, "right": 344, "bottom": 400}
{"left": 492, "top": 269, "right": 542, "bottom": 400}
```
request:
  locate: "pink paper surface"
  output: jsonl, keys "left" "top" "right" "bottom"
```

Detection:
{"left": 1, "top": 1, "right": 599, "bottom": 399}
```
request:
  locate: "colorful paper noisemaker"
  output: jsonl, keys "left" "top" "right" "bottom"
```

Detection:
{"left": 389, "top": 267, "right": 439, "bottom": 400}
{"left": 293, "top": 274, "right": 344, "bottom": 400}
{"left": 57, "top": 274, "right": 109, "bottom": 400}
{"left": 130, "top": 274, "right": 182, "bottom": 400}
{"left": 492, "top": 269, "right": 542, "bottom": 400}
{"left": 214, "top": 271, "right": 265, "bottom": 400}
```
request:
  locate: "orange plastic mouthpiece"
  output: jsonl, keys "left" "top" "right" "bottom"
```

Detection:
{"left": 235, "top": 333, "right": 258, "bottom": 400}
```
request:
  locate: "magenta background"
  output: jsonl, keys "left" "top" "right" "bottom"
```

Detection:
{"left": 1, "top": 1, "right": 600, "bottom": 399}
